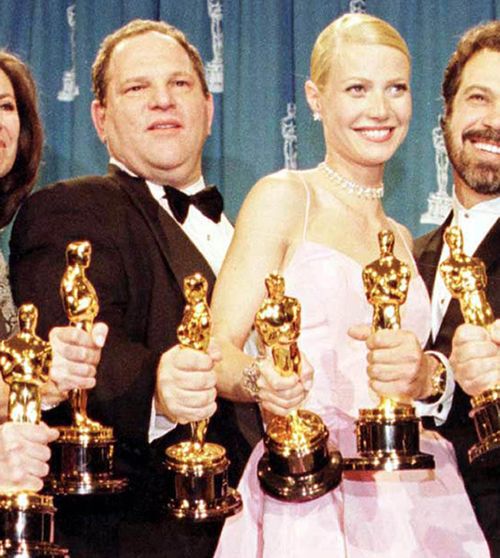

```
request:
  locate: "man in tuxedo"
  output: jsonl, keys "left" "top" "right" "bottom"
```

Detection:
{"left": 415, "top": 21, "right": 500, "bottom": 555}
{"left": 9, "top": 19, "right": 262, "bottom": 558}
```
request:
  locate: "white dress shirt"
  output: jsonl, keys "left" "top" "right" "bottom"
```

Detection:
{"left": 109, "top": 159, "right": 233, "bottom": 441}
{"left": 146, "top": 179, "right": 233, "bottom": 276}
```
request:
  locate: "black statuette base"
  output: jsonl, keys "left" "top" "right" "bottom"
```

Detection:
{"left": 257, "top": 423, "right": 342, "bottom": 502}
{"left": 469, "top": 398, "right": 500, "bottom": 467}
{"left": 0, "top": 493, "right": 68, "bottom": 557}
{"left": 343, "top": 413, "right": 435, "bottom": 472}
{"left": 46, "top": 429, "right": 127, "bottom": 495}
{"left": 164, "top": 449, "right": 242, "bottom": 521}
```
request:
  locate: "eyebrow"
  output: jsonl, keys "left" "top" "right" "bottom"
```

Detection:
{"left": 119, "top": 70, "right": 195, "bottom": 88}
{"left": 462, "top": 85, "right": 494, "bottom": 96}
{"left": 122, "top": 70, "right": 193, "bottom": 81}
{"left": 0, "top": 93, "right": 15, "bottom": 100}
{"left": 339, "top": 77, "right": 409, "bottom": 87}
{"left": 120, "top": 76, "right": 149, "bottom": 84}
{"left": 341, "top": 73, "right": 409, "bottom": 81}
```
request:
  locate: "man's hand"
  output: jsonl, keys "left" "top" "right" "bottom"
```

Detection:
{"left": 0, "top": 422, "right": 59, "bottom": 492}
{"left": 349, "top": 324, "right": 435, "bottom": 401}
{"left": 43, "top": 323, "right": 109, "bottom": 406}
{"left": 155, "top": 342, "right": 220, "bottom": 424}
{"left": 450, "top": 320, "right": 500, "bottom": 397}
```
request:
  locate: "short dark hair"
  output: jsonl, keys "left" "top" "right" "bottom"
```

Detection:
{"left": 0, "top": 50, "right": 43, "bottom": 228}
{"left": 442, "top": 20, "right": 500, "bottom": 117}
{"left": 92, "top": 19, "right": 209, "bottom": 105}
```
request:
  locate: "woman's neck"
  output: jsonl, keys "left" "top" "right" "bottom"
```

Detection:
{"left": 323, "top": 155, "right": 385, "bottom": 188}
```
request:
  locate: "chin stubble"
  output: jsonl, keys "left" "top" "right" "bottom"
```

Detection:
{"left": 443, "top": 118, "right": 500, "bottom": 196}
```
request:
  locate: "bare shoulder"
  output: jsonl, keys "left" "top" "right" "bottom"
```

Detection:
{"left": 245, "top": 169, "right": 307, "bottom": 206}
{"left": 237, "top": 170, "right": 308, "bottom": 224}
{"left": 393, "top": 221, "right": 414, "bottom": 251}
{"left": 232, "top": 169, "right": 310, "bottom": 246}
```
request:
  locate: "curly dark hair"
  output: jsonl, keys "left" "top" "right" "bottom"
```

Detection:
{"left": 0, "top": 51, "right": 43, "bottom": 229}
{"left": 442, "top": 20, "right": 500, "bottom": 117}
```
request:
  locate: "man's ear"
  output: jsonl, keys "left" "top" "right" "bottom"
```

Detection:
{"left": 439, "top": 113, "right": 446, "bottom": 131}
{"left": 91, "top": 100, "right": 107, "bottom": 144}
{"left": 206, "top": 93, "right": 215, "bottom": 136}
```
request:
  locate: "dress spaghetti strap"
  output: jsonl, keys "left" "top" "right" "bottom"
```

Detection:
{"left": 297, "top": 172, "right": 312, "bottom": 242}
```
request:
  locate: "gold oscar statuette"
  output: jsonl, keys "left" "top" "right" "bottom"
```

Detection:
{"left": 0, "top": 303, "right": 69, "bottom": 557}
{"left": 255, "top": 273, "right": 342, "bottom": 501}
{"left": 343, "top": 230, "right": 435, "bottom": 472}
{"left": 164, "top": 273, "right": 242, "bottom": 520}
{"left": 440, "top": 225, "right": 499, "bottom": 466}
{"left": 46, "top": 241, "right": 127, "bottom": 495}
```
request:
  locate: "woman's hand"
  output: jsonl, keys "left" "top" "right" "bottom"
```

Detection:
{"left": 252, "top": 351, "right": 313, "bottom": 416}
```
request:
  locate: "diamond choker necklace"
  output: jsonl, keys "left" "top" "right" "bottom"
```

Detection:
{"left": 318, "top": 162, "right": 384, "bottom": 199}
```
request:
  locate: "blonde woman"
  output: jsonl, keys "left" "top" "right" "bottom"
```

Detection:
{"left": 212, "top": 14, "right": 488, "bottom": 557}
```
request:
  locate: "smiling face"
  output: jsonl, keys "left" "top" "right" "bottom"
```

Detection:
{"left": 0, "top": 68, "right": 20, "bottom": 179}
{"left": 306, "top": 42, "right": 411, "bottom": 182}
{"left": 91, "top": 31, "right": 214, "bottom": 188}
{"left": 443, "top": 49, "right": 500, "bottom": 204}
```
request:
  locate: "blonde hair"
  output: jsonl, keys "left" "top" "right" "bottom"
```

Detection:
{"left": 311, "top": 14, "right": 410, "bottom": 92}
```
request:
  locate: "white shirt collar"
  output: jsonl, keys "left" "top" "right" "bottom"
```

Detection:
{"left": 109, "top": 157, "right": 206, "bottom": 201}
{"left": 452, "top": 186, "right": 500, "bottom": 218}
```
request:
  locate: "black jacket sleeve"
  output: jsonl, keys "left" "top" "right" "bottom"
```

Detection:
{"left": 9, "top": 180, "right": 161, "bottom": 446}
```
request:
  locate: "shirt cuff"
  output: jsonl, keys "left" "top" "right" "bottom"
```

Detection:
{"left": 414, "top": 351, "right": 455, "bottom": 426}
{"left": 41, "top": 400, "right": 60, "bottom": 412}
{"left": 148, "top": 398, "right": 177, "bottom": 443}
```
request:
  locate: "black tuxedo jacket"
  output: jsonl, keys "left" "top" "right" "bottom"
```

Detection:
{"left": 9, "top": 165, "right": 263, "bottom": 558}
{"left": 415, "top": 213, "right": 499, "bottom": 553}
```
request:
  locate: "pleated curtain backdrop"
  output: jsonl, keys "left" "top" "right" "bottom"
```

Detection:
{"left": 0, "top": 0, "right": 499, "bottom": 253}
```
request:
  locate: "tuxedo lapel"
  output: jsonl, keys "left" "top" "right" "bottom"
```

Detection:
{"left": 416, "top": 213, "right": 453, "bottom": 296}
{"left": 420, "top": 220, "right": 462, "bottom": 355}
{"left": 474, "top": 218, "right": 500, "bottom": 271}
{"left": 157, "top": 210, "right": 216, "bottom": 298}
{"left": 107, "top": 165, "right": 216, "bottom": 296}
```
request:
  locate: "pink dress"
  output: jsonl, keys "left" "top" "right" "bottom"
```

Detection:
{"left": 216, "top": 242, "right": 489, "bottom": 558}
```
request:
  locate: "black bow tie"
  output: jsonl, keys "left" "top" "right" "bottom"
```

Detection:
{"left": 162, "top": 185, "right": 224, "bottom": 224}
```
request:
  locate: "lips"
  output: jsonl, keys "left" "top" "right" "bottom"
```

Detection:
{"left": 464, "top": 128, "right": 500, "bottom": 155}
{"left": 355, "top": 127, "right": 395, "bottom": 142}
{"left": 147, "top": 119, "right": 182, "bottom": 131}
{"left": 472, "top": 141, "right": 500, "bottom": 155}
